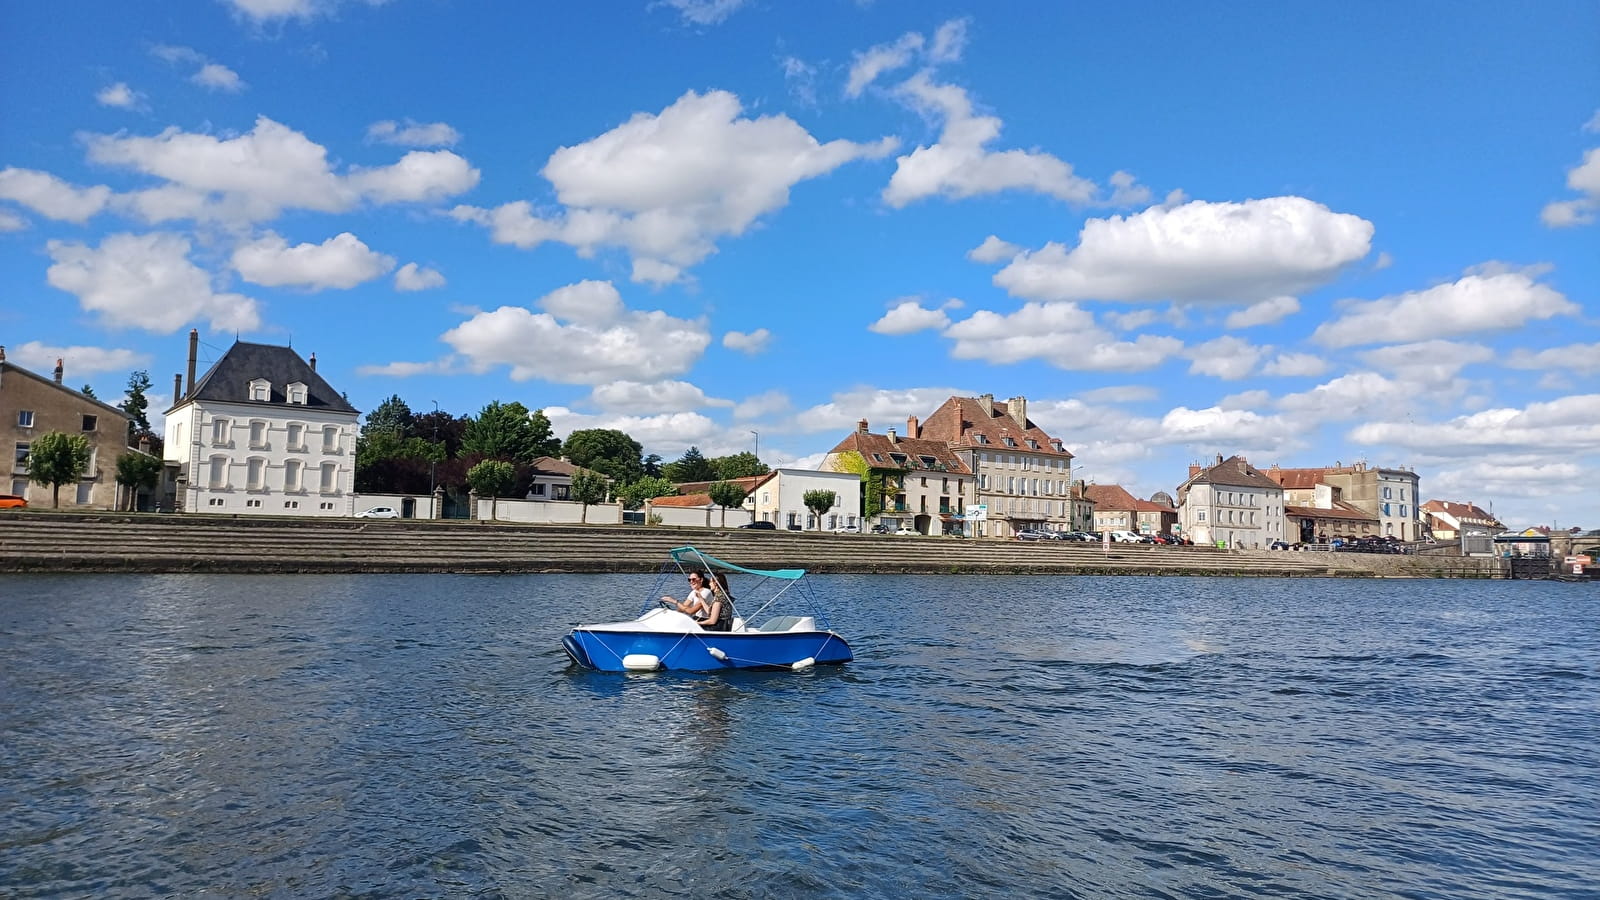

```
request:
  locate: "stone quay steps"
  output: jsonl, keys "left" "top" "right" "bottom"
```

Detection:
{"left": 0, "top": 512, "right": 1384, "bottom": 577}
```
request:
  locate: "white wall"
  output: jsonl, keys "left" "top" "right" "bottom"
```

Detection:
{"left": 647, "top": 504, "right": 756, "bottom": 528}
{"left": 354, "top": 493, "right": 436, "bottom": 519}
{"left": 754, "top": 468, "right": 862, "bottom": 530}
{"left": 476, "top": 497, "right": 623, "bottom": 524}
{"left": 166, "top": 399, "right": 359, "bottom": 517}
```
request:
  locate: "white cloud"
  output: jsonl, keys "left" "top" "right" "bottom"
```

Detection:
{"left": 1585, "top": 109, "right": 1600, "bottom": 133}
{"left": 192, "top": 63, "right": 246, "bottom": 92}
{"left": 1155, "top": 406, "right": 1292, "bottom": 449}
{"left": 1107, "top": 170, "right": 1152, "bottom": 207}
{"left": 1277, "top": 372, "right": 1411, "bottom": 421}
{"left": 544, "top": 405, "right": 722, "bottom": 459}
{"left": 1185, "top": 335, "right": 1264, "bottom": 380}
{"left": 1218, "top": 389, "right": 1271, "bottom": 410}
{"left": 995, "top": 196, "right": 1373, "bottom": 304}
{"left": 46, "top": 232, "right": 261, "bottom": 333}
{"left": 86, "top": 117, "right": 478, "bottom": 224}
{"left": 1504, "top": 343, "right": 1600, "bottom": 374}
{"left": 232, "top": 231, "right": 394, "bottom": 290}
{"left": 1350, "top": 394, "right": 1600, "bottom": 455}
{"left": 869, "top": 299, "right": 950, "bottom": 335}
{"left": 0, "top": 209, "right": 24, "bottom": 231}
{"left": 722, "top": 328, "right": 772, "bottom": 354}
{"left": 355, "top": 359, "right": 458, "bottom": 378}
{"left": 1310, "top": 268, "right": 1577, "bottom": 348}
{"left": 1357, "top": 340, "right": 1494, "bottom": 384}
{"left": 1373, "top": 251, "right": 1394, "bottom": 270}
{"left": 151, "top": 44, "right": 204, "bottom": 64}
{"left": 653, "top": 0, "right": 748, "bottom": 25}
{"left": 793, "top": 386, "right": 967, "bottom": 434}
{"left": 394, "top": 262, "right": 445, "bottom": 291}
{"left": 927, "top": 18, "right": 970, "bottom": 63}
{"left": 845, "top": 31, "right": 924, "bottom": 98}
{"left": 1224, "top": 295, "right": 1300, "bottom": 329}
{"left": 452, "top": 90, "right": 894, "bottom": 283}
{"left": 0, "top": 168, "right": 112, "bottom": 223}
{"left": 967, "top": 234, "right": 1020, "bottom": 263}
{"left": 587, "top": 379, "right": 726, "bottom": 414}
{"left": 96, "top": 82, "right": 144, "bottom": 109}
{"left": 1261, "top": 352, "right": 1329, "bottom": 377}
{"left": 1078, "top": 385, "right": 1158, "bottom": 404}
{"left": 220, "top": 0, "right": 318, "bottom": 21}
{"left": 943, "top": 302, "right": 1184, "bottom": 372}
{"left": 779, "top": 56, "right": 817, "bottom": 107}
{"left": 734, "top": 389, "right": 790, "bottom": 420}
{"left": 884, "top": 72, "right": 1099, "bottom": 208}
{"left": 1541, "top": 147, "right": 1600, "bottom": 228}
{"left": 440, "top": 280, "right": 710, "bottom": 384}
{"left": 1104, "top": 308, "right": 1159, "bottom": 331}
{"left": 366, "top": 119, "right": 462, "bottom": 148}
{"left": 8, "top": 341, "right": 149, "bottom": 376}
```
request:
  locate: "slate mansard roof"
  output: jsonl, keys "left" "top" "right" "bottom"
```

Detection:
{"left": 180, "top": 341, "right": 358, "bottom": 414}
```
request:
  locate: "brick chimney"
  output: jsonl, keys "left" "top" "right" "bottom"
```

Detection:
{"left": 857, "top": 418, "right": 869, "bottom": 434}
{"left": 0, "top": 345, "right": 6, "bottom": 362}
{"left": 907, "top": 415, "right": 919, "bottom": 438}
{"left": 53, "top": 358, "right": 64, "bottom": 384}
{"left": 309, "top": 352, "right": 317, "bottom": 372}
{"left": 173, "top": 373, "right": 183, "bottom": 405}
{"left": 1007, "top": 395, "right": 1027, "bottom": 427}
{"left": 978, "top": 393, "right": 993, "bottom": 417}
{"left": 887, "top": 427, "right": 899, "bottom": 444}
{"left": 185, "top": 328, "right": 198, "bottom": 394}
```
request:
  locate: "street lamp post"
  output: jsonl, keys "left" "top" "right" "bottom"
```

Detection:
{"left": 751, "top": 430, "right": 759, "bottom": 463}
{"left": 430, "top": 400, "right": 439, "bottom": 494}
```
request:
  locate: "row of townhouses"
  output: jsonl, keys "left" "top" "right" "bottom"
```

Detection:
{"left": 5, "top": 334, "right": 1481, "bottom": 547}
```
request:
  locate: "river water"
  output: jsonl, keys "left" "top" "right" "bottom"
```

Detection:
{"left": 1, "top": 574, "right": 1596, "bottom": 898}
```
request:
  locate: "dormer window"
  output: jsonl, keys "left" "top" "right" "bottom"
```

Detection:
{"left": 973, "top": 434, "right": 989, "bottom": 444}
{"left": 1026, "top": 439, "right": 1039, "bottom": 450}
{"left": 1002, "top": 437, "right": 1017, "bottom": 447}
{"left": 287, "top": 383, "right": 307, "bottom": 405}
{"left": 249, "top": 378, "right": 271, "bottom": 402}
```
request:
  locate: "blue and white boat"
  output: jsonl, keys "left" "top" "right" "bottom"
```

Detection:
{"left": 561, "top": 545, "right": 853, "bottom": 672}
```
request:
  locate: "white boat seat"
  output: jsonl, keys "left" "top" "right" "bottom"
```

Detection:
{"left": 757, "top": 615, "right": 815, "bottom": 632}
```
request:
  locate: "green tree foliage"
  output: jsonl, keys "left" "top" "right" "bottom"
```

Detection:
{"left": 662, "top": 446, "right": 716, "bottom": 483}
{"left": 828, "top": 450, "right": 878, "bottom": 517}
{"left": 355, "top": 431, "right": 446, "bottom": 494}
{"left": 708, "top": 480, "right": 750, "bottom": 527}
{"left": 614, "top": 475, "right": 676, "bottom": 511}
{"left": 710, "top": 451, "right": 768, "bottom": 480}
{"left": 461, "top": 401, "right": 555, "bottom": 463}
{"left": 466, "top": 459, "right": 515, "bottom": 520}
{"left": 80, "top": 384, "right": 97, "bottom": 399}
{"left": 114, "top": 451, "right": 163, "bottom": 510}
{"left": 642, "top": 453, "right": 663, "bottom": 477}
{"left": 26, "top": 431, "right": 90, "bottom": 508}
{"left": 362, "top": 394, "right": 413, "bottom": 439}
{"left": 570, "top": 471, "right": 610, "bottom": 524}
{"left": 120, "top": 370, "right": 153, "bottom": 440}
{"left": 803, "top": 489, "right": 838, "bottom": 531}
{"left": 561, "top": 429, "right": 643, "bottom": 483}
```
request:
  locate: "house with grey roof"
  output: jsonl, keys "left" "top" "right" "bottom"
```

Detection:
{"left": 162, "top": 331, "right": 360, "bottom": 516}
{"left": 1176, "top": 454, "right": 1287, "bottom": 549}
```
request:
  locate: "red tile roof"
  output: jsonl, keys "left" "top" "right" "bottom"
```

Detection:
{"left": 1286, "top": 502, "right": 1376, "bottom": 522}
{"left": 1084, "top": 484, "right": 1174, "bottom": 514}
{"left": 674, "top": 474, "right": 771, "bottom": 495}
{"left": 827, "top": 428, "right": 972, "bottom": 475}
{"left": 651, "top": 493, "right": 713, "bottom": 508}
{"left": 916, "top": 395, "right": 1073, "bottom": 459}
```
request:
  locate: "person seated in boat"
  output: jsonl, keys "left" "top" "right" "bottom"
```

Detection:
{"left": 661, "top": 571, "right": 715, "bottom": 623}
{"left": 705, "top": 572, "right": 734, "bottom": 632}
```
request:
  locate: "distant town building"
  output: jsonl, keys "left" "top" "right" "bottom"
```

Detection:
{"left": 748, "top": 467, "right": 862, "bottom": 532}
{"left": 1266, "top": 462, "right": 1422, "bottom": 540}
{"left": 162, "top": 333, "right": 359, "bottom": 516}
{"left": 1419, "top": 499, "right": 1502, "bottom": 540}
{"left": 1083, "top": 483, "right": 1177, "bottom": 536}
{"left": 1177, "top": 455, "right": 1286, "bottom": 549}
{"left": 1, "top": 348, "right": 135, "bottom": 509}
{"left": 822, "top": 420, "right": 969, "bottom": 534}
{"left": 915, "top": 394, "right": 1077, "bottom": 538}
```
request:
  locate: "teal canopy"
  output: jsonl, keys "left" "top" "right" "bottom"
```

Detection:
{"left": 668, "top": 546, "right": 806, "bottom": 580}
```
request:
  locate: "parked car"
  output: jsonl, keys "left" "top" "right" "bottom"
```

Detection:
{"left": 0, "top": 493, "right": 27, "bottom": 509}
{"left": 871, "top": 523, "right": 892, "bottom": 534}
{"left": 1015, "top": 529, "right": 1047, "bottom": 541}
{"left": 830, "top": 523, "right": 861, "bottom": 533}
{"left": 356, "top": 506, "right": 399, "bottom": 519}
{"left": 1269, "top": 540, "right": 1291, "bottom": 550}
{"left": 893, "top": 527, "right": 919, "bottom": 536}
{"left": 740, "top": 520, "right": 777, "bottom": 530}
{"left": 1109, "top": 530, "right": 1149, "bottom": 543}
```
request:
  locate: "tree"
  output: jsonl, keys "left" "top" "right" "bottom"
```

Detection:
{"left": 614, "top": 475, "right": 677, "bottom": 511}
{"left": 355, "top": 430, "right": 446, "bottom": 493}
{"left": 642, "top": 453, "right": 663, "bottom": 478}
{"left": 120, "top": 370, "right": 153, "bottom": 441}
{"left": 362, "top": 394, "right": 413, "bottom": 439}
{"left": 26, "top": 431, "right": 90, "bottom": 508}
{"left": 570, "top": 471, "right": 610, "bottom": 524}
{"left": 80, "top": 384, "right": 97, "bottom": 399}
{"left": 114, "top": 451, "right": 163, "bottom": 510}
{"left": 461, "top": 401, "right": 556, "bottom": 463}
{"left": 709, "top": 480, "right": 749, "bottom": 527}
{"left": 662, "top": 446, "right": 716, "bottom": 483}
{"left": 829, "top": 451, "right": 880, "bottom": 518}
{"left": 562, "top": 429, "right": 643, "bottom": 483}
{"left": 466, "top": 459, "right": 515, "bottom": 520}
{"left": 710, "top": 451, "right": 768, "bottom": 481}
{"left": 803, "top": 489, "right": 837, "bottom": 532}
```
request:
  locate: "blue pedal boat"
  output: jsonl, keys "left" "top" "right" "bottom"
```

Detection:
{"left": 561, "top": 545, "right": 853, "bottom": 672}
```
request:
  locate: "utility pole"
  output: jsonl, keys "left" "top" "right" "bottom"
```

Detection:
{"left": 751, "top": 430, "right": 759, "bottom": 463}
{"left": 430, "top": 399, "right": 439, "bottom": 493}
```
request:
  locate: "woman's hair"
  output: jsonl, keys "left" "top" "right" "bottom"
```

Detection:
{"left": 713, "top": 572, "right": 732, "bottom": 598}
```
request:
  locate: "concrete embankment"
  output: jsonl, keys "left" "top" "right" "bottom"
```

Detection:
{"left": 0, "top": 512, "right": 1508, "bottom": 578}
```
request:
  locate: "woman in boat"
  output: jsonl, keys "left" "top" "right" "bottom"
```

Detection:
{"left": 662, "top": 571, "right": 716, "bottom": 623}
{"left": 705, "top": 573, "right": 735, "bottom": 632}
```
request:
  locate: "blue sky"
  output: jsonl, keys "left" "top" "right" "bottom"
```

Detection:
{"left": 2, "top": 0, "right": 1596, "bottom": 528}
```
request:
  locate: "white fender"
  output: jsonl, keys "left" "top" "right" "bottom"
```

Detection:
{"left": 707, "top": 647, "right": 728, "bottom": 661}
{"left": 791, "top": 657, "right": 815, "bottom": 670}
{"left": 622, "top": 654, "right": 662, "bottom": 671}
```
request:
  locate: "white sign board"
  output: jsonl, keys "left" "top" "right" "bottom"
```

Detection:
{"left": 965, "top": 504, "right": 988, "bottom": 521}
